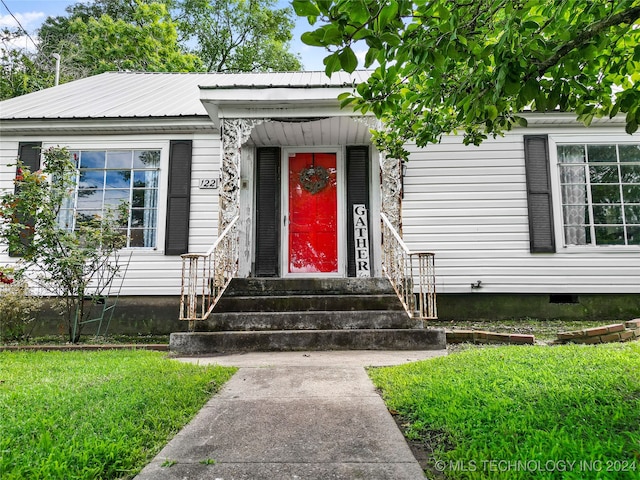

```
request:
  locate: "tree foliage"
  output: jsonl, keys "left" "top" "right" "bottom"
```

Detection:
{"left": 37, "top": 0, "right": 158, "bottom": 58}
{"left": 1, "top": 28, "right": 55, "bottom": 100}
{"left": 177, "top": 0, "right": 301, "bottom": 72}
{"left": 1, "top": 0, "right": 302, "bottom": 99}
{"left": 36, "top": 0, "right": 180, "bottom": 81}
{"left": 295, "top": 0, "right": 640, "bottom": 160}
{"left": 0, "top": 147, "right": 127, "bottom": 343}
{"left": 68, "top": 2, "right": 201, "bottom": 76}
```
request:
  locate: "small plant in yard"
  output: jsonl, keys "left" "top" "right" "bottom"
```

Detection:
{"left": 0, "top": 146, "right": 127, "bottom": 343}
{"left": 0, "top": 350, "right": 236, "bottom": 479}
{"left": 0, "top": 267, "right": 41, "bottom": 342}
{"left": 0, "top": 264, "right": 14, "bottom": 284}
{"left": 369, "top": 343, "right": 640, "bottom": 479}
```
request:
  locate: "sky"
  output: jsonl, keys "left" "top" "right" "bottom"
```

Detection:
{"left": 0, "top": 0, "right": 341, "bottom": 71}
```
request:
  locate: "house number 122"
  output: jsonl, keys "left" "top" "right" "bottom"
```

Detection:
{"left": 199, "top": 178, "right": 219, "bottom": 189}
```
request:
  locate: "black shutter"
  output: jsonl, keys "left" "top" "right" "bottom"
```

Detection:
{"left": 346, "top": 146, "right": 370, "bottom": 276}
{"left": 524, "top": 135, "right": 556, "bottom": 253}
{"left": 254, "top": 147, "right": 280, "bottom": 277}
{"left": 10, "top": 142, "right": 42, "bottom": 257}
{"left": 164, "top": 140, "right": 192, "bottom": 255}
{"left": 17, "top": 142, "right": 42, "bottom": 172}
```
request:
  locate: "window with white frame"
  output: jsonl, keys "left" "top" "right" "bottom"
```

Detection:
{"left": 558, "top": 143, "right": 640, "bottom": 246}
{"left": 58, "top": 150, "right": 160, "bottom": 248}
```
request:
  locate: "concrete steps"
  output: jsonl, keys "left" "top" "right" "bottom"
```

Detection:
{"left": 170, "top": 277, "right": 445, "bottom": 354}
{"left": 222, "top": 277, "right": 397, "bottom": 296}
{"left": 171, "top": 329, "right": 446, "bottom": 355}
{"left": 214, "top": 294, "right": 405, "bottom": 313}
{"left": 199, "top": 311, "right": 418, "bottom": 332}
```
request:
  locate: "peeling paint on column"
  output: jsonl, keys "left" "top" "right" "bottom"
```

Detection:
{"left": 379, "top": 151, "right": 403, "bottom": 234}
{"left": 219, "top": 118, "right": 268, "bottom": 230}
{"left": 352, "top": 115, "right": 402, "bottom": 234}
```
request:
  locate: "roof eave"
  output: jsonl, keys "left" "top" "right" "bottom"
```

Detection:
{"left": 0, "top": 116, "right": 215, "bottom": 135}
{"left": 520, "top": 111, "right": 627, "bottom": 127}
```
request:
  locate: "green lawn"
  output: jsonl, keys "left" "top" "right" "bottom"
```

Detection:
{"left": 369, "top": 343, "right": 640, "bottom": 479}
{"left": 0, "top": 350, "right": 236, "bottom": 479}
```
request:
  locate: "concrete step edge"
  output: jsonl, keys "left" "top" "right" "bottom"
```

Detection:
{"left": 170, "top": 329, "right": 446, "bottom": 354}
{"left": 214, "top": 295, "right": 405, "bottom": 312}
{"left": 199, "top": 313, "right": 420, "bottom": 331}
{"left": 225, "top": 277, "right": 396, "bottom": 296}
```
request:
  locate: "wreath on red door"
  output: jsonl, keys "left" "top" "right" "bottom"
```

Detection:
{"left": 299, "top": 166, "right": 329, "bottom": 194}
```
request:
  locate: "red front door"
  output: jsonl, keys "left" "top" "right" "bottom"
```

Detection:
{"left": 288, "top": 152, "right": 338, "bottom": 273}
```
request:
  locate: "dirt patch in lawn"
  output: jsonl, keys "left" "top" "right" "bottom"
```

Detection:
{"left": 430, "top": 319, "right": 612, "bottom": 342}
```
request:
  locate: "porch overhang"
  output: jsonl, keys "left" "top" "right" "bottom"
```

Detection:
{"left": 199, "top": 85, "right": 361, "bottom": 130}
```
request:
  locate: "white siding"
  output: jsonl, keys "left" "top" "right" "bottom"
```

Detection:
{"left": 0, "top": 132, "right": 220, "bottom": 296}
{"left": 0, "top": 138, "right": 20, "bottom": 188}
{"left": 189, "top": 134, "right": 220, "bottom": 252}
{"left": 402, "top": 127, "right": 640, "bottom": 294}
{"left": 2, "top": 117, "right": 639, "bottom": 298}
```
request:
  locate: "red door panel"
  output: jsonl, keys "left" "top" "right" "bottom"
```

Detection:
{"left": 288, "top": 153, "right": 338, "bottom": 273}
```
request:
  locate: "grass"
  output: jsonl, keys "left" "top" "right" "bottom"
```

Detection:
{"left": 0, "top": 350, "right": 236, "bottom": 479}
{"left": 369, "top": 342, "right": 640, "bottom": 479}
{"left": 2, "top": 333, "right": 171, "bottom": 346}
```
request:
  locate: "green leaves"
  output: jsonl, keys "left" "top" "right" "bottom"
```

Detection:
{"left": 324, "top": 46, "right": 358, "bottom": 74}
{"left": 323, "top": 52, "right": 341, "bottom": 75}
{"left": 0, "top": 42, "right": 52, "bottom": 100}
{"left": 292, "top": 0, "right": 321, "bottom": 17}
{"left": 349, "top": 0, "right": 371, "bottom": 24}
{"left": 295, "top": 0, "right": 640, "bottom": 159}
{"left": 300, "top": 31, "right": 326, "bottom": 47}
{"left": 522, "top": 79, "right": 540, "bottom": 102}
{"left": 339, "top": 47, "right": 358, "bottom": 73}
{"left": 377, "top": 1, "right": 399, "bottom": 29}
{"left": 485, "top": 105, "right": 498, "bottom": 121}
{"left": 71, "top": 2, "right": 202, "bottom": 75}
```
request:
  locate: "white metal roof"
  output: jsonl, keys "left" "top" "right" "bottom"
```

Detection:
{"left": 0, "top": 71, "right": 371, "bottom": 120}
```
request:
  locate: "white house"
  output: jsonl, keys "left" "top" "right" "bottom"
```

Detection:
{"left": 1, "top": 71, "right": 638, "bottom": 333}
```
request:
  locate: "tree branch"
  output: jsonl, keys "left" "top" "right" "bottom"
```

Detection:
{"left": 532, "top": 5, "right": 640, "bottom": 78}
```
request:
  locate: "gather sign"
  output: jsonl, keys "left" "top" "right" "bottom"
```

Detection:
{"left": 353, "top": 204, "right": 370, "bottom": 277}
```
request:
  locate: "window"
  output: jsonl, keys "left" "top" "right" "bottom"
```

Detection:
{"left": 59, "top": 150, "right": 160, "bottom": 248}
{"left": 558, "top": 143, "right": 640, "bottom": 246}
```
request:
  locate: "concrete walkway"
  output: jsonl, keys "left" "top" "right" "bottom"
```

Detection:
{"left": 134, "top": 350, "right": 446, "bottom": 480}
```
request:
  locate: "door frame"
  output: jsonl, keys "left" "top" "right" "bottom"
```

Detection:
{"left": 281, "top": 147, "right": 346, "bottom": 277}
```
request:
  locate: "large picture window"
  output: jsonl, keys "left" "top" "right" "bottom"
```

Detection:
{"left": 558, "top": 143, "right": 640, "bottom": 246}
{"left": 59, "top": 150, "right": 160, "bottom": 248}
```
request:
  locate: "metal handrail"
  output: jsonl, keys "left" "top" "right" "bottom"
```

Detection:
{"left": 179, "top": 216, "right": 239, "bottom": 326}
{"left": 380, "top": 212, "right": 437, "bottom": 321}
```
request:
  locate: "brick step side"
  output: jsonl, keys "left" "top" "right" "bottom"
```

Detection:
{"left": 170, "top": 329, "right": 446, "bottom": 355}
{"left": 446, "top": 330, "right": 535, "bottom": 345}
{"left": 555, "top": 321, "right": 640, "bottom": 345}
{"left": 199, "top": 311, "right": 420, "bottom": 332}
{"left": 625, "top": 318, "right": 640, "bottom": 330}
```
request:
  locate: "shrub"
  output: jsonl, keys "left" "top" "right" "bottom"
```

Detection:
{"left": 0, "top": 268, "right": 41, "bottom": 342}
{"left": 0, "top": 146, "right": 127, "bottom": 342}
